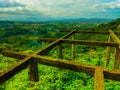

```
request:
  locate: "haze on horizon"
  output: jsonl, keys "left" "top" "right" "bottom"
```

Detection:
{"left": 0, "top": 0, "right": 120, "bottom": 21}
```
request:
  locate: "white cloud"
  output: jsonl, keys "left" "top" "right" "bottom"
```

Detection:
{"left": 0, "top": 0, "right": 25, "bottom": 7}
{"left": 92, "top": 0, "right": 120, "bottom": 12}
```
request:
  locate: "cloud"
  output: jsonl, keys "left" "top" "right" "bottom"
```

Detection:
{"left": 32, "top": 0, "right": 94, "bottom": 18}
{"left": 0, "top": 0, "right": 120, "bottom": 20}
{"left": 0, "top": 0, "right": 49, "bottom": 19}
{"left": 0, "top": 0, "right": 25, "bottom": 7}
{"left": 0, "top": 0, "right": 28, "bottom": 16}
{"left": 92, "top": 0, "right": 120, "bottom": 12}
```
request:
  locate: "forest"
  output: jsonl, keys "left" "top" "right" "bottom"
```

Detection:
{"left": 0, "top": 18, "right": 120, "bottom": 90}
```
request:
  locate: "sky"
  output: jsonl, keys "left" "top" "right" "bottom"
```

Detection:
{"left": 0, "top": 0, "right": 120, "bottom": 20}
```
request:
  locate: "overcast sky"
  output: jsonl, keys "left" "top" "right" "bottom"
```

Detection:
{"left": 0, "top": 0, "right": 120, "bottom": 20}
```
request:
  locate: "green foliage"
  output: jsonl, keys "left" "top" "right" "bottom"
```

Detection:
{"left": 0, "top": 54, "right": 17, "bottom": 72}
{"left": 92, "top": 18, "right": 120, "bottom": 31}
{"left": 0, "top": 19, "right": 120, "bottom": 89}
{"left": 0, "top": 64, "right": 94, "bottom": 90}
{"left": 0, "top": 28, "right": 6, "bottom": 38}
{"left": 104, "top": 79, "right": 120, "bottom": 90}
{"left": 0, "top": 69, "right": 29, "bottom": 90}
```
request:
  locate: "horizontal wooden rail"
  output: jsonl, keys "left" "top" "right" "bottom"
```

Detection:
{"left": 1, "top": 50, "right": 28, "bottom": 59}
{"left": 32, "top": 55, "right": 95, "bottom": 76}
{"left": 60, "top": 30, "right": 120, "bottom": 34}
{"left": 63, "top": 40, "right": 119, "bottom": 47}
{"left": 104, "top": 69, "right": 120, "bottom": 81}
{"left": 60, "top": 30, "right": 109, "bottom": 34}
{"left": 1, "top": 50, "right": 120, "bottom": 83}
{"left": 39, "top": 38, "right": 119, "bottom": 47}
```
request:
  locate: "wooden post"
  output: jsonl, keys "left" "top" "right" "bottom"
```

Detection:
{"left": 114, "top": 47, "right": 120, "bottom": 69}
{"left": 106, "top": 35, "right": 111, "bottom": 67}
{"left": 72, "top": 32, "right": 75, "bottom": 61}
{"left": 94, "top": 67, "right": 104, "bottom": 90}
{"left": 29, "top": 58, "right": 39, "bottom": 88}
{"left": 58, "top": 42, "right": 62, "bottom": 59}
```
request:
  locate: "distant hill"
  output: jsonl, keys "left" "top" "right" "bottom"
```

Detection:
{"left": 53, "top": 18, "right": 113, "bottom": 23}
{"left": 1, "top": 18, "right": 113, "bottom": 23}
{"left": 92, "top": 18, "right": 120, "bottom": 31}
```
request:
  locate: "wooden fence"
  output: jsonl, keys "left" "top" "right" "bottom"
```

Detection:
{"left": 0, "top": 30, "right": 120, "bottom": 90}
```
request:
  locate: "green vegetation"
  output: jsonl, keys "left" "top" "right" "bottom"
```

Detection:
{"left": 0, "top": 19, "right": 120, "bottom": 90}
{"left": 91, "top": 18, "right": 120, "bottom": 31}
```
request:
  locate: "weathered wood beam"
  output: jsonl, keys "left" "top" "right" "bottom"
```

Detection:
{"left": 1, "top": 50, "right": 27, "bottom": 59}
{"left": 60, "top": 30, "right": 109, "bottom": 34}
{"left": 94, "top": 67, "right": 104, "bottom": 90}
{"left": 39, "top": 38, "right": 119, "bottom": 47}
{"left": 35, "top": 30, "right": 75, "bottom": 55}
{"left": 60, "top": 30, "right": 120, "bottom": 34}
{"left": 61, "top": 30, "right": 76, "bottom": 39}
{"left": 39, "top": 38, "right": 56, "bottom": 42}
{"left": 0, "top": 56, "right": 31, "bottom": 84}
{"left": 63, "top": 40, "right": 119, "bottom": 47}
{"left": 32, "top": 55, "right": 95, "bottom": 76}
{"left": 103, "top": 69, "right": 120, "bottom": 81}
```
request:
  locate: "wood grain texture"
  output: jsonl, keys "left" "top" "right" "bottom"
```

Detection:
{"left": 94, "top": 67, "right": 104, "bottom": 90}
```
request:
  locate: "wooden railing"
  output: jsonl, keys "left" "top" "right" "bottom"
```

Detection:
{"left": 0, "top": 30, "right": 120, "bottom": 90}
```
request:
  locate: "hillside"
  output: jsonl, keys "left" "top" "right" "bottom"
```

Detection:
{"left": 91, "top": 18, "right": 120, "bottom": 31}
{"left": 0, "top": 20, "right": 108, "bottom": 51}
{"left": 0, "top": 18, "right": 120, "bottom": 51}
{"left": 0, "top": 19, "right": 120, "bottom": 90}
